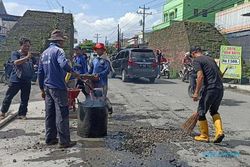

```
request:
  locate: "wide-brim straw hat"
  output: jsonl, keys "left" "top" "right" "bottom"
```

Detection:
{"left": 48, "top": 29, "right": 67, "bottom": 41}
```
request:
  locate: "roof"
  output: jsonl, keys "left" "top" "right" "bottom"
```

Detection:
{"left": 0, "top": 14, "right": 20, "bottom": 21}
{"left": 0, "top": 0, "right": 7, "bottom": 15}
{"left": 120, "top": 48, "right": 153, "bottom": 52}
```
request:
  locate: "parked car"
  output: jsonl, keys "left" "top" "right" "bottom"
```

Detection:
{"left": 111, "top": 48, "right": 158, "bottom": 83}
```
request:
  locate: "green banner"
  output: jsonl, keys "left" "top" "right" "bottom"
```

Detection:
{"left": 220, "top": 45, "right": 242, "bottom": 79}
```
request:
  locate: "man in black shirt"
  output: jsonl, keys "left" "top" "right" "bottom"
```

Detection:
{"left": 190, "top": 46, "right": 224, "bottom": 143}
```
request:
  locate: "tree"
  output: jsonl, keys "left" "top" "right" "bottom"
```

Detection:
{"left": 79, "top": 39, "right": 95, "bottom": 53}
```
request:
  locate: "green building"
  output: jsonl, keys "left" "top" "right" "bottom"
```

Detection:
{"left": 153, "top": 0, "right": 246, "bottom": 31}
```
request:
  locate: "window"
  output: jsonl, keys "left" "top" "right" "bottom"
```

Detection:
{"left": 175, "top": 8, "right": 178, "bottom": 18}
{"left": 169, "top": 12, "right": 175, "bottom": 20}
{"left": 164, "top": 13, "right": 169, "bottom": 22}
{"left": 194, "top": 9, "right": 199, "bottom": 16}
{"left": 116, "top": 52, "right": 125, "bottom": 59}
{"left": 120, "top": 51, "right": 125, "bottom": 59}
{"left": 116, "top": 53, "right": 121, "bottom": 59}
{"left": 202, "top": 9, "right": 208, "bottom": 17}
{"left": 125, "top": 51, "right": 129, "bottom": 59}
{"left": 237, "top": 0, "right": 244, "bottom": 5}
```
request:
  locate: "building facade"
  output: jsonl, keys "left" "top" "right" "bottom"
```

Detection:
{"left": 215, "top": 2, "right": 250, "bottom": 61}
{"left": 153, "top": 0, "right": 246, "bottom": 31}
{"left": 0, "top": 0, "right": 20, "bottom": 41}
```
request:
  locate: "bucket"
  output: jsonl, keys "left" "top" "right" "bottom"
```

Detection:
{"left": 77, "top": 99, "right": 108, "bottom": 138}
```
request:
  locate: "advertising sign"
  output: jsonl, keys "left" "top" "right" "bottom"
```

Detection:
{"left": 220, "top": 45, "right": 242, "bottom": 79}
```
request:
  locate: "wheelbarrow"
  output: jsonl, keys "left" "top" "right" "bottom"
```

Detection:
{"left": 67, "top": 74, "right": 99, "bottom": 112}
{"left": 67, "top": 88, "right": 81, "bottom": 112}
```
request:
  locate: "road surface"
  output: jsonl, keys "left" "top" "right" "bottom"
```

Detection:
{"left": 0, "top": 78, "right": 249, "bottom": 167}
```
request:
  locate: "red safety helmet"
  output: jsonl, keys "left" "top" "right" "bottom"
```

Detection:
{"left": 93, "top": 43, "right": 106, "bottom": 51}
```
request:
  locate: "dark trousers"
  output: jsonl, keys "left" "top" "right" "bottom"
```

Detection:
{"left": 1, "top": 82, "right": 31, "bottom": 116}
{"left": 45, "top": 88, "right": 70, "bottom": 145}
{"left": 198, "top": 88, "right": 224, "bottom": 121}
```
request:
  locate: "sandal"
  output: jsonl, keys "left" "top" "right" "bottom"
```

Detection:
{"left": 0, "top": 112, "right": 6, "bottom": 120}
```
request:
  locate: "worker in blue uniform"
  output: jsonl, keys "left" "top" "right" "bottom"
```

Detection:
{"left": 89, "top": 43, "right": 113, "bottom": 114}
{"left": 72, "top": 46, "right": 89, "bottom": 97}
{"left": 38, "top": 29, "right": 79, "bottom": 148}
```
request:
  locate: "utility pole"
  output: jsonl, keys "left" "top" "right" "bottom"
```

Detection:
{"left": 117, "top": 24, "right": 120, "bottom": 51}
{"left": 105, "top": 36, "right": 108, "bottom": 45}
{"left": 94, "top": 33, "right": 101, "bottom": 43}
{"left": 121, "top": 32, "right": 124, "bottom": 47}
{"left": 137, "top": 5, "right": 152, "bottom": 44}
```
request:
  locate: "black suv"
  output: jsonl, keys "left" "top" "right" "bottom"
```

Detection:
{"left": 111, "top": 48, "right": 158, "bottom": 83}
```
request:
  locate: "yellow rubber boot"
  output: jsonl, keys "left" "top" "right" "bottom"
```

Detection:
{"left": 212, "top": 114, "right": 225, "bottom": 143}
{"left": 194, "top": 120, "right": 209, "bottom": 142}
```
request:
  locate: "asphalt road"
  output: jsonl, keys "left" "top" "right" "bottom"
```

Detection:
{"left": 0, "top": 78, "right": 249, "bottom": 167}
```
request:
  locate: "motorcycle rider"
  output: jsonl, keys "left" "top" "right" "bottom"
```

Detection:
{"left": 156, "top": 49, "right": 163, "bottom": 79}
{"left": 181, "top": 52, "right": 192, "bottom": 81}
{"left": 190, "top": 46, "right": 225, "bottom": 143}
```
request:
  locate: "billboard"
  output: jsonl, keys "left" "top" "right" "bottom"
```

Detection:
{"left": 220, "top": 45, "right": 242, "bottom": 79}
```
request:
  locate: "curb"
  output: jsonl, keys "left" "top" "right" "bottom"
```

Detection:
{"left": 223, "top": 83, "right": 250, "bottom": 92}
{"left": 0, "top": 110, "right": 18, "bottom": 129}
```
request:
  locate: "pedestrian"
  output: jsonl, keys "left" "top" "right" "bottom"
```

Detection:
{"left": 80, "top": 48, "right": 89, "bottom": 73}
{"left": 38, "top": 29, "right": 79, "bottom": 148}
{"left": 0, "top": 38, "right": 34, "bottom": 120}
{"left": 101, "top": 53, "right": 115, "bottom": 76}
{"left": 72, "top": 45, "right": 89, "bottom": 97}
{"left": 72, "top": 46, "right": 88, "bottom": 75}
{"left": 190, "top": 46, "right": 225, "bottom": 143}
{"left": 89, "top": 43, "right": 113, "bottom": 114}
{"left": 156, "top": 49, "right": 163, "bottom": 78}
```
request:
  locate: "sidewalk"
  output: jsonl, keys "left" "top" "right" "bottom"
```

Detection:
{"left": 0, "top": 103, "right": 19, "bottom": 129}
{"left": 0, "top": 101, "right": 107, "bottom": 167}
{"left": 223, "top": 83, "right": 250, "bottom": 92}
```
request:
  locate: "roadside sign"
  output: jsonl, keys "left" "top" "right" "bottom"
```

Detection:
{"left": 219, "top": 45, "right": 242, "bottom": 79}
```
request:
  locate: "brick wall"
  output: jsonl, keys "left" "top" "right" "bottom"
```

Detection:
{"left": 148, "top": 21, "right": 229, "bottom": 77}
{"left": 0, "top": 10, "right": 74, "bottom": 65}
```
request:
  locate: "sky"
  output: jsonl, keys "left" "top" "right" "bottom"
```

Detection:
{"left": 2, "top": 0, "right": 165, "bottom": 43}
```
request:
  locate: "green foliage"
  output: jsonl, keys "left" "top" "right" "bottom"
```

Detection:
{"left": 79, "top": 40, "right": 95, "bottom": 53}
{"left": 170, "top": 68, "right": 179, "bottom": 79}
{"left": 106, "top": 45, "right": 116, "bottom": 55}
{"left": 242, "top": 62, "right": 250, "bottom": 78}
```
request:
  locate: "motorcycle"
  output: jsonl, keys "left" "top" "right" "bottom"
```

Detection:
{"left": 188, "top": 69, "right": 197, "bottom": 98}
{"left": 0, "top": 61, "right": 12, "bottom": 84}
{"left": 160, "top": 62, "right": 170, "bottom": 79}
{"left": 179, "top": 63, "right": 193, "bottom": 82}
{"left": 0, "top": 63, "right": 38, "bottom": 84}
{"left": 188, "top": 68, "right": 205, "bottom": 98}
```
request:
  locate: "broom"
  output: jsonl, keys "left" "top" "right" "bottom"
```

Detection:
{"left": 181, "top": 112, "right": 199, "bottom": 133}
{"left": 181, "top": 67, "right": 229, "bottom": 133}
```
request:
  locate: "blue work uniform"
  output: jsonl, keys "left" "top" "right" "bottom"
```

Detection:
{"left": 1, "top": 51, "right": 34, "bottom": 116}
{"left": 38, "top": 43, "right": 72, "bottom": 145}
{"left": 73, "top": 55, "right": 89, "bottom": 96}
{"left": 88, "top": 56, "right": 110, "bottom": 87}
{"left": 73, "top": 55, "right": 88, "bottom": 74}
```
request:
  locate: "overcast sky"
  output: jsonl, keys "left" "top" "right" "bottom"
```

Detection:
{"left": 3, "top": 0, "right": 165, "bottom": 43}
